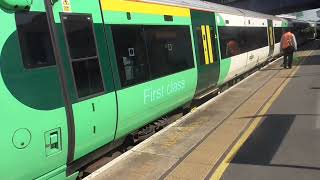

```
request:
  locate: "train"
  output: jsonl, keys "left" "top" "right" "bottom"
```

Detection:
{"left": 0, "top": 0, "right": 314, "bottom": 179}
{"left": 315, "top": 22, "right": 320, "bottom": 39}
{"left": 286, "top": 18, "right": 317, "bottom": 45}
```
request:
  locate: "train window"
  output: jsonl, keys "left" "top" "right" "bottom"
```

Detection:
{"left": 61, "top": 14, "right": 104, "bottom": 98}
{"left": 15, "top": 12, "right": 56, "bottom": 69}
{"left": 144, "top": 26, "right": 194, "bottom": 79}
{"left": 218, "top": 26, "right": 243, "bottom": 59}
{"left": 274, "top": 27, "right": 283, "bottom": 43}
{"left": 196, "top": 27, "right": 206, "bottom": 65}
{"left": 111, "top": 25, "right": 150, "bottom": 87}
{"left": 62, "top": 15, "right": 97, "bottom": 59}
{"left": 71, "top": 59, "right": 104, "bottom": 98}
{"left": 243, "top": 27, "right": 268, "bottom": 51}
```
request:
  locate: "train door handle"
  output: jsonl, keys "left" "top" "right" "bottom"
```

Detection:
{"left": 45, "top": 128, "right": 62, "bottom": 156}
{"left": 48, "top": 133, "right": 59, "bottom": 149}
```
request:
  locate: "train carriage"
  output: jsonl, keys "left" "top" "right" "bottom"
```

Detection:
{"left": 287, "top": 19, "right": 317, "bottom": 45}
{"left": 316, "top": 22, "right": 320, "bottom": 39}
{"left": 0, "top": 0, "right": 304, "bottom": 179}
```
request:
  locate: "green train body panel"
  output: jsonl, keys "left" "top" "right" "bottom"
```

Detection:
{"left": 116, "top": 69, "right": 197, "bottom": 139}
{"left": 215, "top": 13, "right": 233, "bottom": 85}
{"left": 0, "top": 2, "right": 69, "bottom": 179}
{"left": 215, "top": 13, "right": 226, "bottom": 27}
{"left": 282, "top": 20, "right": 289, "bottom": 27}
{"left": 101, "top": 6, "right": 198, "bottom": 139}
{"left": 1, "top": 0, "right": 199, "bottom": 178}
{"left": 36, "top": 166, "right": 78, "bottom": 180}
{"left": 72, "top": 94, "right": 117, "bottom": 160}
{"left": 218, "top": 58, "right": 232, "bottom": 85}
{"left": 0, "top": 0, "right": 289, "bottom": 179}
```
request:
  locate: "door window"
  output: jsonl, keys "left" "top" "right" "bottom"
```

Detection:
{"left": 196, "top": 27, "right": 206, "bottom": 65}
{"left": 196, "top": 25, "right": 215, "bottom": 64}
{"left": 61, "top": 14, "right": 104, "bottom": 98}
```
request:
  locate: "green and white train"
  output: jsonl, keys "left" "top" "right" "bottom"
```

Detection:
{"left": 0, "top": 0, "right": 307, "bottom": 179}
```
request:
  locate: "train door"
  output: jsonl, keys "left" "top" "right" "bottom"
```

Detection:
{"left": 191, "top": 10, "right": 220, "bottom": 97}
{"left": 273, "top": 21, "right": 283, "bottom": 57}
{"left": 267, "top": 19, "right": 275, "bottom": 57}
{"left": 46, "top": 0, "right": 118, "bottom": 169}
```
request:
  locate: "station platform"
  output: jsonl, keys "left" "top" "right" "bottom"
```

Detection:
{"left": 84, "top": 40, "right": 320, "bottom": 180}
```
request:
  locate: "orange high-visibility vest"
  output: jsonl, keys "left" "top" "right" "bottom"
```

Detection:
{"left": 281, "top": 32, "right": 294, "bottom": 49}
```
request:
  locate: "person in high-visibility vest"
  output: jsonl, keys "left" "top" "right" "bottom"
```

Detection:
{"left": 280, "top": 29, "right": 297, "bottom": 69}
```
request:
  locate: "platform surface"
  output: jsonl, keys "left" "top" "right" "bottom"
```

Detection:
{"left": 85, "top": 40, "right": 320, "bottom": 180}
{"left": 220, "top": 42, "right": 320, "bottom": 180}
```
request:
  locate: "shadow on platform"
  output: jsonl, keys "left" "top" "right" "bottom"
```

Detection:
{"left": 299, "top": 55, "right": 320, "bottom": 66}
{"left": 262, "top": 54, "right": 320, "bottom": 73}
{"left": 297, "top": 40, "right": 320, "bottom": 51}
{"left": 230, "top": 114, "right": 320, "bottom": 171}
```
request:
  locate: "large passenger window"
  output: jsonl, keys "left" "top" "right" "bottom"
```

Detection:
{"left": 111, "top": 25, "right": 194, "bottom": 88}
{"left": 218, "top": 27, "right": 243, "bottom": 59}
{"left": 111, "top": 26, "right": 150, "bottom": 87}
{"left": 144, "top": 26, "right": 194, "bottom": 79}
{"left": 15, "top": 12, "right": 56, "bottom": 69}
{"left": 218, "top": 26, "right": 269, "bottom": 59}
{"left": 62, "top": 14, "right": 104, "bottom": 98}
{"left": 243, "top": 27, "right": 268, "bottom": 51}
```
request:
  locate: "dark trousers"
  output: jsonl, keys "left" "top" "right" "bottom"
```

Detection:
{"left": 283, "top": 47, "right": 294, "bottom": 68}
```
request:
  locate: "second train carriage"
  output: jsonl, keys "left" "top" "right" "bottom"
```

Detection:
{"left": 0, "top": 0, "right": 301, "bottom": 179}
{"left": 316, "top": 22, "right": 320, "bottom": 39}
{"left": 286, "top": 19, "right": 316, "bottom": 45}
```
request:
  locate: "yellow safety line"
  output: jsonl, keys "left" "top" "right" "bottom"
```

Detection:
{"left": 211, "top": 61, "right": 303, "bottom": 180}
{"left": 206, "top": 25, "right": 214, "bottom": 64}
{"left": 201, "top": 25, "right": 209, "bottom": 65}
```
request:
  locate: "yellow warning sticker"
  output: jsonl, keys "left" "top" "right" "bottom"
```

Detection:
{"left": 62, "top": 0, "right": 71, "bottom": 12}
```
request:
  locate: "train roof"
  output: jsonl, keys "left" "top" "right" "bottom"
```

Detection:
{"left": 238, "top": 9, "right": 282, "bottom": 21}
{"left": 138, "top": 0, "right": 283, "bottom": 21}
